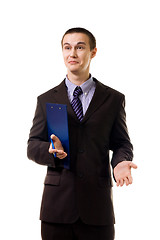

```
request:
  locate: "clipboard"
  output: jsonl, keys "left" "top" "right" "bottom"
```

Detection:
{"left": 46, "top": 103, "right": 70, "bottom": 169}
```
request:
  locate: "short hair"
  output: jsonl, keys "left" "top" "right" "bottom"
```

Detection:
{"left": 61, "top": 27, "right": 96, "bottom": 50}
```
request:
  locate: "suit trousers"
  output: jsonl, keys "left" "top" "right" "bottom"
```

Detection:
{"left": 41, "top": 218, "right": 115, "bottom": 240}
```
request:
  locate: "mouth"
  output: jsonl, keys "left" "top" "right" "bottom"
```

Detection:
{"left": 68, "top": 61, "right": 79, "bottom": 65}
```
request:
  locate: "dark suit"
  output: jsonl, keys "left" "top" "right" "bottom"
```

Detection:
{"left": 27, "top": 78, "right": 133, "bottom": 227}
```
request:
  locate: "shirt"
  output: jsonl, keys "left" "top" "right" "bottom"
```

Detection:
{"left": 65, "top": 75, "right": 96, "bottom": 116}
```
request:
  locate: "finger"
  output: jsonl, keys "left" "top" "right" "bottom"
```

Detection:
{"left": 124, "top": 177, "right": 129, "bottom": 186}
{"left": 116, "top": 180, "right": 120, "bottom": 187}
{"left": 129, "top": 162, "right": 138, "bottom": 169}
{"left": 56, "top": 150, "right": 67, "bottom": 159}
{"left": 57, "top": 154, "right": 67, "bottom": 159}
{"left": 119, "top": 179, "right": 124, "bottom": 187}
{"left": 50, "top": 134, "right": 58, "bottom": 143}
{"left": 49, "top": 141, "right": 55, "bottom": 151}
{"left": 49, "top": 148, "right": 58, "bottom": 154}
{"left": 49, "top": 143, "right": 54, "bottom": 153}
{"left": 128, "top": 175, "right": 133, "bottom": 185}
{"left": 57, "top": 153, "right": 67, "bottom": 159}
{"left": 116, "top": 177, "right": 121, "bottom": 186}
{"left": 50, "top": 134, "right": 55, "bottom": 140}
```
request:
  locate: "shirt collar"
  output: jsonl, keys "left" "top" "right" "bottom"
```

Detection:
{"left": 65, "top": 74, "right": 94, "bottom": 96}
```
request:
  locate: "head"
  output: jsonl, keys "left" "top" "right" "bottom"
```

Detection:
{"left": 61, "top": 27, "right": 97, "bottom": 78}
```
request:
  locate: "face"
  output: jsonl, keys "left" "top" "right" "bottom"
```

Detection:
{"left": 62, "top": 33, "right": 97, "bottom": 75}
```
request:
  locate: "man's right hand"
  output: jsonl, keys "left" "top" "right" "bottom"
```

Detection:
{"left": 49, "top": 134, "right": 67, "bottom": 159}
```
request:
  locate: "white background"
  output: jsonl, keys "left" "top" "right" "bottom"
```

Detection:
{"left": 0, "top": 0, "right": 160, "bottom": 239}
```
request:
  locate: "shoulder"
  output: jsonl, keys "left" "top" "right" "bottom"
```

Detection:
{"left": 37, "top": 80, "right": 65, "bottom": 101}
{"left": 93, "top": 77, "right": 125, "bottom": 99}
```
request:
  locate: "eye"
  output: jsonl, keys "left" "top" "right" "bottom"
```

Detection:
{"left": 64, "top": 46, "right": 71, "bottom": 50}
{"left": 77, "top": 46, "right": 84, "bottom": 50}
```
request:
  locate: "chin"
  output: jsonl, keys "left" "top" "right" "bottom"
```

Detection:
{"left": 68, "top": 66, "right": 81, "bottom": 72}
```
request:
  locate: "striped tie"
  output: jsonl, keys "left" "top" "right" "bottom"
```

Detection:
{"left": 71, "top": 86, "right": 83, "bottom": 121}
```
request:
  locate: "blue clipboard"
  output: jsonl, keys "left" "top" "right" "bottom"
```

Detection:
{"left": 46, "top": 103, "right": 70, "bottom": 169}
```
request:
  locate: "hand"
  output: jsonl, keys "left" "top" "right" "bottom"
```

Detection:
{"left": 114, "top": 161, "right": 137, "bottom": 187}
{"left": 49, "top": 134, "right": 67, "bottom": 159}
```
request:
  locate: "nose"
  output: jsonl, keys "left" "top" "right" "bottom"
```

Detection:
{"left": 70, "top": 47, "right": 77, "bottom": 58}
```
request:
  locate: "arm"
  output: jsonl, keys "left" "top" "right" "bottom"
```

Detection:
{"left": 110, "top": 95, "right": 137, "bottom": 186}
{"left": 27, "top": 97, "right": 56, "bottom": 166}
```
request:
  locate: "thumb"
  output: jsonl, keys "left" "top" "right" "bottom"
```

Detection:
{"left": 129, "top": 162, "right": 138, "bottom": 169}
{"left": 50, "top": 134, "right": 57, "bottom": 142}
{"left": 50, "top": 134, "right": 60, "bottom": 144}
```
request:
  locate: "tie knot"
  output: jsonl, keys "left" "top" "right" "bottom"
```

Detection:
{"left": 73, "top": 86, "right": 83, "bottom": 97}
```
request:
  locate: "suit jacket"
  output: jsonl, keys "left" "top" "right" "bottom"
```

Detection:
{"left": 27, "top": 78, "right": 133, "bottom": 226}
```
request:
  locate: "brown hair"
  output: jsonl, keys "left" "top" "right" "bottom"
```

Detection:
{"left": 61, "top": 27, "right": 96, "bottom": 50}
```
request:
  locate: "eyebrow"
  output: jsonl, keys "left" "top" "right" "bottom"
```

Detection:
{"left": 63, "top": 42, "right": 86, "bottom": 46}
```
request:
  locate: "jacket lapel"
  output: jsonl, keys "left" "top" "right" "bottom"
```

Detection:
{"left": 82, "top": 78, "right": 109, "bottom": 123}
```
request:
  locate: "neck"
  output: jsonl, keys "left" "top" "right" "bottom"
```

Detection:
{"left": 67, "top": 71, "right": 90, "bottom": 86}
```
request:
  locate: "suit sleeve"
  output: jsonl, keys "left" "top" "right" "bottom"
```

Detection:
{"left": 110, "top": 95, "right": 133, "bottom": 169}
{"left": 27, "top": 97, "right": 56, "bottom": 167}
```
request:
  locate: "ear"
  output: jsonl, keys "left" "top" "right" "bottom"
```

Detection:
{"left": 91, "top": 47, "right": 97, "bottom": 59}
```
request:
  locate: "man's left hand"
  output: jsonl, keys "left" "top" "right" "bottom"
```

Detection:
{"left": 114, "top": 161, "right": 137, "bottom": 187}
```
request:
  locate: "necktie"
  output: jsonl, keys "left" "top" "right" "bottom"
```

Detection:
{"left": 71, "top": 86, "right": 83, "bottom": 121}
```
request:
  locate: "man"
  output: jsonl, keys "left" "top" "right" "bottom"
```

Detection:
{"left": 27, "top": 27, "right": 137, "bottom": 240}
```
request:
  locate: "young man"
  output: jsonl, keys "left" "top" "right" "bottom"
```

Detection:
{"left": 27, "top": 27, "right": 137, "bottom": 240}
